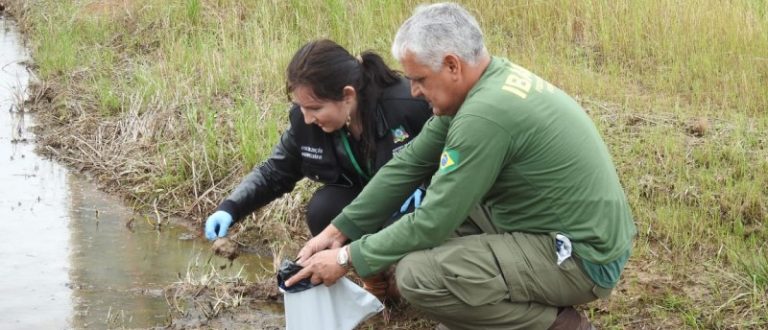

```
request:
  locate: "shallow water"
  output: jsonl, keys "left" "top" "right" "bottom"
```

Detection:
{"left": 0, "top": 15, "right": 271, "bottom": 329}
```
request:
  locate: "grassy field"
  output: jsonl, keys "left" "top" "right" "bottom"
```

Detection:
{"left": 7, "top": 0, "right": 768, "bottom": 328}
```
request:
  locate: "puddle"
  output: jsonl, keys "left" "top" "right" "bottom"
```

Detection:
{"left": 0, "top": 15, "right": 272, "bottom": 329}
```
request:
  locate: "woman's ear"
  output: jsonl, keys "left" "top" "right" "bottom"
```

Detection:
{"left": 342, "top": 85, "right": 357, "bottom": 102}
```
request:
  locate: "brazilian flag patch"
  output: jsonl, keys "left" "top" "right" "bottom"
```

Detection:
{"left": 439, "top": 149, "right": 460, "bottom": 173}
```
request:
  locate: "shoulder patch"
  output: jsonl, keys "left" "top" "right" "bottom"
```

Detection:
{"left": 439, "top": 149, "right": 460, "bottom": 173}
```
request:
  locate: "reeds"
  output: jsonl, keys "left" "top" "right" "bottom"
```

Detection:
{"left": 5, "top": 0, "right": 768, "bottom": 327}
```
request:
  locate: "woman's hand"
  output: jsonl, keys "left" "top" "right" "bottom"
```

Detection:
{"left": 204, "top": 211, "right": 233, "bottom": 240}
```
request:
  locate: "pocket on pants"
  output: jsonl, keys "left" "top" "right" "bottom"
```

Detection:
{"left": 443, "top": 273, "right": 509, "bottom": 306}
{"left": 486, "top": 236, "right": 531, "bottom": 302}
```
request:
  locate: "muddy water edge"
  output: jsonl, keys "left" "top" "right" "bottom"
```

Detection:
{"left": 0, "top": 14, "right": 281, "bottom": 329}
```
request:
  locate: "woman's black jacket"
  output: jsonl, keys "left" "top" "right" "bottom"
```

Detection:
{"left": 217, "top": 78, "right": 432, "bottom": 222}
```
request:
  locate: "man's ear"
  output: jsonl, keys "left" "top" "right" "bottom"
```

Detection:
{"left": 443, "top": 54, "right": 462, "bottom": 77}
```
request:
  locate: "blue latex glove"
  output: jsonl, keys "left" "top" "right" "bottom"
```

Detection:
{"left": 399, "top": 188, "right": 424, "bottom": 214}
{"left": 204, "top": 210, "right": 233, "bottom": 241}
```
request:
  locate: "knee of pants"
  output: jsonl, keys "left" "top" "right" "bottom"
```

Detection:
{"left": 305, "top": 185, "right": 359, "bottom": 236}
{"left": 395, "top": 251, "right": 437, "bottom": 308}
{"left": 305, "top": 202, "right": 335, "bottom": 236}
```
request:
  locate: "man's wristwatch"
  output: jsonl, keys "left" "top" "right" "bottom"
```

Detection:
{"left": 336, "top": 245, "right": 352, "bottom": 270}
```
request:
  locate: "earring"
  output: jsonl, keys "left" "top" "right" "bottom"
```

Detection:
{"left": 346, "top": 114, "right": 352, "bottom": 128}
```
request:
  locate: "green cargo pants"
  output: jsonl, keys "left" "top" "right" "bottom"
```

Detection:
{"left": 395, "top": 206, "right": 611, "bottom": 330}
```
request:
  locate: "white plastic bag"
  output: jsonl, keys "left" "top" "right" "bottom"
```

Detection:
{"left": 555, "top": 234, "right": 573, "bottom": 266}
{"left": 283, "top": 277, "right": 384, "bottom": 330}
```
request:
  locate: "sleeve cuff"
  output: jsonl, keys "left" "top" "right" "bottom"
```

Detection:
{"left": 216, "top": 199, "right": 241, "bottom": 222}
{"left": 349, "top": 240, "right": 374, "bottom": 277}
{"left": 331, "top": 213, "right": 365, "bottom": 240}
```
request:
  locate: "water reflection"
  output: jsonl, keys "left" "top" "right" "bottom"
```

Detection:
{"left": 0, "top": 15, "right": 270, "bottom": 329}
{"left": 0, "top": 14, "right": 72, "bottom": 330}
{"left": 67, "top": 177, "right": 176, "bottom": 328}
{"left": 66, "top": 176, "right": 270, "bottom": 328}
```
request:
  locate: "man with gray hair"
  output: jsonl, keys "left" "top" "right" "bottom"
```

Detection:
{"left": 286, "top": 3, "right": 635, "bottom": 329}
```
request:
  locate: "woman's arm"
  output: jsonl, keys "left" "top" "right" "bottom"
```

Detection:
{"left": 217, "top": 124, "right": 304, "bottom": 222}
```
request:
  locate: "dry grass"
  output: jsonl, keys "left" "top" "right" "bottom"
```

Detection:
{"left": 5, "top": 0, "right": 768, "bottom": 328}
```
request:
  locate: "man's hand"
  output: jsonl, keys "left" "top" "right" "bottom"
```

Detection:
{"left": 296, "top": 235, "right": 341, "bottom": 263}
{"left": 285, "top": 248, "right": 348, "bottom": 287}
{"left": 296, "top": 224, "right": 347, "bottom": 263}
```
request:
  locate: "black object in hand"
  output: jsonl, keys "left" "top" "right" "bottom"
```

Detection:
{"left": 277, "top": 259, "right": 315, "bottom": 293}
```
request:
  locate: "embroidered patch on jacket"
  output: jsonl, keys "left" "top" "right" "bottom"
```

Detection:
{"left": 300, "top": 145, "right": 323, "bottom": 160}
{"left": 439, "top": 149, "right": 459, "bottom": 173}
{"left": 392, "top": 125, "right": 410, "bottom": 143}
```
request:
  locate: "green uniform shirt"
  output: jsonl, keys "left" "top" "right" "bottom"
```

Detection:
{"left": 333, "top": 57, "right": 636, "bottom": 284}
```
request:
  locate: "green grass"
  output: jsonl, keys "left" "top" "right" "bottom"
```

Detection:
{"left": 7, "top": 0, "right": 768, "bottom": 328}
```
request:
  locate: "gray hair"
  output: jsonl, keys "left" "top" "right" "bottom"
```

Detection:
{"left": 392, "top": 2, "right": 488, "bottom": 71}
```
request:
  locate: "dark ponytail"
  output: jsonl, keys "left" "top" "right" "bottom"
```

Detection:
{"left": 286, "top": 39, "right": 401, "bottom": 162}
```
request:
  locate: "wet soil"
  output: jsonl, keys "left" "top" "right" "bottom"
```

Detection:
{"left": 0, "top": 15, "right": 277, "bottom": 329}
{"left": 0, "top": 5, "right": 433, "bottom": 329}
{"left": 212, "top": 237, "right": 240, "bottom": 261}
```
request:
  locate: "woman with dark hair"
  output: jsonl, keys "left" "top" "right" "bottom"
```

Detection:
{"left": 204, "top": 39, "right": 431, "bottom": 245}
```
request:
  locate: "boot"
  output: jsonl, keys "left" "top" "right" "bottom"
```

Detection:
{"left": 361, "top": 272, "right": 388, "bottom": 301}
{"left": 384, "top": 264, "right": 400, "bottom": 301}
{"left": 361, "top": 265, "right": 400, "bottom": 303}
{"left": 548, "top": 306, "right": 595, "bottom": 330}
